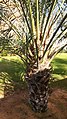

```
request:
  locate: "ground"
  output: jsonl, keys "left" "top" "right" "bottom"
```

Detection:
{"left": 0, "top": 88, "right": 67, "bottom": 119}
{"left": 0, "top": 53, "right": 67, "bottom": 119}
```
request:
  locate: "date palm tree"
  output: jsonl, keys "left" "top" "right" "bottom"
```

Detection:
{"left": 0, "top": 0, "right": 67, "bottom": 112}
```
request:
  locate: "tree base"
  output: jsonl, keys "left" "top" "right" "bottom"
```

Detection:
{"left": 26, "top": 68, "right": 50, "bottom": 112}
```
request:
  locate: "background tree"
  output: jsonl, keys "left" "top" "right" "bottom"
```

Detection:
{"left": 0, "top": 0, "right": 67, "bottom": 112}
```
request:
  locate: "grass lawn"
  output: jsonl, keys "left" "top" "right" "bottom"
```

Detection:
{"left": 0, "top": 53, "right": 67, "bottom": 96}
{"left": 0, "top": 55, "right": 25, "bottom": 82}
{"left": 51, "top": 53, "right": 67, "bottom": 90}
{"left": 0, "top": 55, "right": 26, "bottom": 97}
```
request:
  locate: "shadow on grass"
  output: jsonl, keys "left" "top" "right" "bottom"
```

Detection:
{"left": 52, "top": 58, "right": 67, "bottom": 76}
{"left": 51, "top": 78, "right": 67, "bottom": 90}
{"left": 0, "top": 58, "right": 27, "bottom": 98}
{"left": 52, "top": 58, "right": 67, "bottom": 64}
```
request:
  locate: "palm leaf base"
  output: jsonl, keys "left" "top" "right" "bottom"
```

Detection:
{"left": 27, "top": 68, "right": 50, "bottom": 112}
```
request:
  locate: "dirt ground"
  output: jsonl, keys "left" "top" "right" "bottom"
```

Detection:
{"left": 0, "top": 88, "right": 67, "bottom": 119}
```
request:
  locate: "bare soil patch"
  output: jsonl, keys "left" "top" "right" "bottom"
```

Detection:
{"left": 0, "top": 88, "right": 67, "bottom": 119}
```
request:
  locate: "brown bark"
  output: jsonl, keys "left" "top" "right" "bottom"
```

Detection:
{"left": 26, "top": 68, "right": 51, "bottom": 112}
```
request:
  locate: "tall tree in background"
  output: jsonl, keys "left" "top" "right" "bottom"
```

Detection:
{"left": 0, "top": 0, "right": 67, "bottom": 112}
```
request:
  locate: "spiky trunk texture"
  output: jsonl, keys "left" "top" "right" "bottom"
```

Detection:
{"left": 26, "top": 68, "right": 51, "bottom": 112}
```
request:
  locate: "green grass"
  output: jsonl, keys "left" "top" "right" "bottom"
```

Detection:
{"left": 0, "top": 53, "right": 67, "bottom": 93}
{"left": 51, "top": 53, "right": 67, "bottom": 80}
{"left": 0, "top": 55, "right": 25, "bottom": 81}
{"left": 0, "top": 55, "right": 26, "bottom": 93}
{"left": 51, "top": 53, "right": 67, "bottom": 90}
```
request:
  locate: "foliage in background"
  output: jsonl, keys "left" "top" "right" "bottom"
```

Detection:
{"left": 0, "top": 0, "right": 67, "bottom": 75}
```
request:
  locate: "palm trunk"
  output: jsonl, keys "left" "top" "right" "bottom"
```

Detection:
{"left": 26, "top": 68, "right": 50, "bottom": 112}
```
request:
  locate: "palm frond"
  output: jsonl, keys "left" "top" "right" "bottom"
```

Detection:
{"left": 42, "top": 0, "right": 56, "bottom": 42}
{"left": 43, "top": 13, "right": 67, "bottom": 58}
{"left": 19, "top": 0, "right": 31, "bottom": 33}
